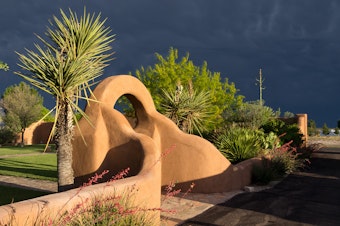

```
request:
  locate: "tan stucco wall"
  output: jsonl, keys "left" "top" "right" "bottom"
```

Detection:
{"left": 0, "top": 75, "right": 288, "bottom": 224}
{"left": 16, "top": 121, "right": 53, "bottom": 145}
{"left": 71, "top": 75, "right": 261, "bottom": 193}
{"left": 0, "top": 172, "right": 161, "bottom": 225}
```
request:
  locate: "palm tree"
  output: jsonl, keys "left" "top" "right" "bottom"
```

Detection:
{"left": 15, "top": 9, "right": 115, "bottom": 191}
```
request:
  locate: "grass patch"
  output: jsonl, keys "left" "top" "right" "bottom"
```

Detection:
{"left": 0, "top": 144, "right": 55, "bottom": 156}
{"left": 0, "top": 154, "right": 57, "bottom": 181}
{"left": 0, "top": 185, "right": 51, "bottom": 205}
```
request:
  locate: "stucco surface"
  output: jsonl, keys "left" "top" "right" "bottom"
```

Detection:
{"left": 1, "top": 75, "right": 295, "bottom": 224}
{"left": 72, "top": 75, "right": 257, "bottom": 193}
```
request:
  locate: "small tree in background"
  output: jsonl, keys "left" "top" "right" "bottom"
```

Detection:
{"left": 322, "top": 123, "right": 330, "bottom": 135}
{"left": 223, "top": 100, "right": 278, "bottom": 129}
{"left": 307, "top": 119, "right": 318, "bottom": 136}
{"left": 1, "top": 82, "right": 43, "bottom": 145}
{"left": 283, "top": 111, "right": 295, "bottom": 118}
{"left": 15, "top": 9, "right": 115, "bottom": 191}
{"left": 335, "top": 127, "right": 339, "bottom": 135}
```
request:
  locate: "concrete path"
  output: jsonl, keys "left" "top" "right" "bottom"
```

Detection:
{"left": 179, "top": 146, "right": 340, "bottom": 226}
{"left": 0, "top": 175, "right": 57, "bottom": 193}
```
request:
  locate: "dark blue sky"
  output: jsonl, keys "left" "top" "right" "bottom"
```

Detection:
{"left": 1, "top": 0, "right": 339, "bottom": 127}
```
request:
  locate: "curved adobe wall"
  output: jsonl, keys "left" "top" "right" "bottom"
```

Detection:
{"left": 15, "top": 121, "right": 53, "bottom": 145}
{"left": 72, "top": 75, "right": 258, "bottom": 193}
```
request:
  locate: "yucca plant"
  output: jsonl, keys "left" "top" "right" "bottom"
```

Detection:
{"left": 0, "top": 60, "right": 9, "bottom": 71}
{"left": 161, "top": 81, "right": 214, "bottom": 136}
{"left": 15, "top": 8, "right": 115, "bottom": 191}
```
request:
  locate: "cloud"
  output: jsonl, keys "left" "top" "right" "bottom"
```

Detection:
{"left": 1, "top": 0, "right": 340, "bottom": 126}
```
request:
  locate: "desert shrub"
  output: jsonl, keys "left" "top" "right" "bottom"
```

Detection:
{"left": 215, "top": 127, "right": 264, "bottom": 163}
{"left": 161, "top": 82, "right": 215, "bottom": 136}
{"left": 269, "top": 141, "right": 306, "bottom": 173}
{"left": 53, "top": 190, "right": 152, "bottom": 226}
{"left": 223, "top": 101, "right": 279, "bottom": 129}
{"left": 261, "top": 119, "right": 303, "bottom": 147}
{"left": 252, "top": 140, "right": 307, "bottom": 184}
{"left": 0, "top": 128, "right": 16, "bottom": 145}
{"left": 252, "top": 158, "right": 277, "bottom": 185}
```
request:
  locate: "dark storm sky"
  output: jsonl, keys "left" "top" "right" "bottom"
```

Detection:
{"left": 1, "top": 0, "right": 339, "bottom": 127}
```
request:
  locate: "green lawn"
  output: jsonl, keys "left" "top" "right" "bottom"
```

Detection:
{"left": 0, "top": 185, "right": 52, "bottom": 205}
{"left": 0, "top": 145, "right": 57, "bottom": 205}
{"left": 0, "top": 154, "right": 57, "bottom": 181}
{"left": 0, "top": 144, "right": 55, "bottom": 156}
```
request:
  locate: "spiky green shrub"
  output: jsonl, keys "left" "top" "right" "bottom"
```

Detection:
{"left": 161, "top": 82, "right": 214, "bottom": 136}
{"left": 215, "top": 127, "right": 264, "bottom": 163}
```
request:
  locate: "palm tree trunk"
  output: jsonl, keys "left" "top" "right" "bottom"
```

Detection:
{"left": 56, "top": 100, "right": 74, "bottom": 192}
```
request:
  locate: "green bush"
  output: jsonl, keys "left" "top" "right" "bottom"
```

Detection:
{"left": 215, "top": 127, "right": 263, "bottom": 163}
{"left": 252, "top": 141, "right": 306, "bottom": 185}
{"left": 252, "top": 158, "right": 277, "bottom": 185}
{"left": 260, "top": 119, "right": 303, "bottom": 147}
{"left": 0, "top": 128, "right": 16, "bottom": 145}
{"left": 223, "top": 101, "right": 278, "bottom": 129}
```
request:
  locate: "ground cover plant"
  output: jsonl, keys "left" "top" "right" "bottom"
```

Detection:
{"left": 214, "top": 127, "right": 277, "bottom": 164}
{"left": 252, "top": 138, "right": 321, "bottom": 185}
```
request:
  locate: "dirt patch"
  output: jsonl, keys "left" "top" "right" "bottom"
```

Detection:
{"left": 308, "top": 136, "right": 340, "bottom": 147}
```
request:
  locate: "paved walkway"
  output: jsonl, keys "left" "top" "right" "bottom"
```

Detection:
{"left": 0, "top": 175, "right": 57, "bottom": 193}
{"left": 177, "top": 145, "right": 340, "bottom": 226}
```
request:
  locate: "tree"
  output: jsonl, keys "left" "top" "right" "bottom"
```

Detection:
{"left": 223, "top": 101, "right": 278, "bottom": 129}
{"left": 15, "top": 9, "right": 115, "bottom": 191}
{"left": 283, "top": 111, "right": 295, "bottom": 118}
{"left": 135, "top": 47, "right": 243, "bottom": 132}
{"left": 322, "top": 123, "right": 330, "bottom": 135}
{"left": 335, "top": 127, "right": 339, "bottom": 135}
{"left": 308, "top": 119, "right": 318, "bottom": 136}
{"left": 1, "top": 82, "right": 43, "bottom": 145}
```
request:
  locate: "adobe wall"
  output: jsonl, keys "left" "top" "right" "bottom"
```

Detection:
{"left": 0, "top": 75, "right": 268, "bottom": 224}
{"left": 16, "top": 121, "right": 53, "bottom": 145}
{"left": 71, "top": 75, "right": 260, "bottom": 193}
{"left": 0, "top": 171, "right": 161, "bottom": 225}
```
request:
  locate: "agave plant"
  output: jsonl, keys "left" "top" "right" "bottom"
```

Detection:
{"left": 15, "top": 9, "right": 115, "bottom": 191}
{"left": 216, "top": 127, "right": 263, "bottom": 163}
